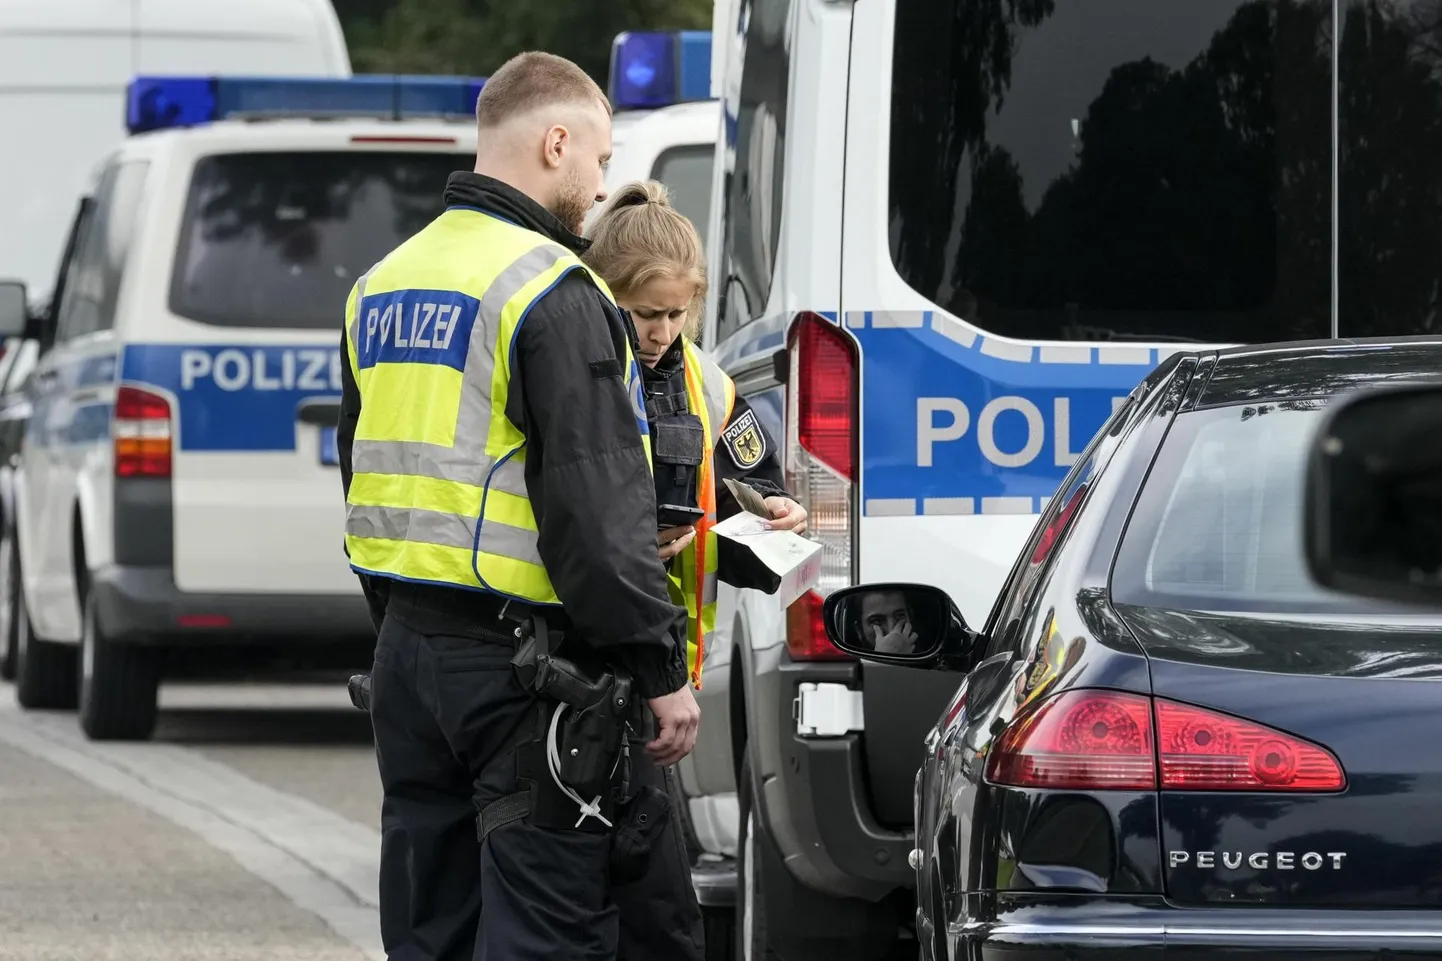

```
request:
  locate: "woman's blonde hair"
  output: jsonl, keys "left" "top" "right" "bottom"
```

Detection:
{"left": 584, "top": 180, "right": 707, "bottom": 341}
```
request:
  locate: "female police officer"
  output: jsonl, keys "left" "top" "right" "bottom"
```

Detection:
{"left": 584, "top": 180, "right": 807, "bottom": 961}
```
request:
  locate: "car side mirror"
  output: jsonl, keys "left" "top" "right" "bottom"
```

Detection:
{"left": 0, "top": 280, "right": 28, "bottom": 338}
{"left": 821, "top": 582, "right": 978, "bottom": 671}
{"left": 1306, "top": 383, "right": 1442, "bottom": 606}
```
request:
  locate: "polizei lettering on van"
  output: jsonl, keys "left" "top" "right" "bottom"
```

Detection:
{"left": 916, "top": 395, "right": 1131, "bottom": 469}
{"left": 180, "top": 348, "right": 340, "bottom": 392}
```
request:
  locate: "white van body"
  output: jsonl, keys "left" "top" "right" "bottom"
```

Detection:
{"left": 0, "top": 0, "right": 350, "bottom": 299}
{"left": 596, "top": 100, "right": 721, "bottom": 246}
{"left": 11, "top": 96, "right": 476, "bottom": 740}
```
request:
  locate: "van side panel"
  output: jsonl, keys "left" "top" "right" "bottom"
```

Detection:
{"left": 135, "top": 0, "right": 351, "bottom": 76}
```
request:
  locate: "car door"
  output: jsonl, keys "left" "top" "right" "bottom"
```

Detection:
{"left": 23, "top": 157, "right": 148, "bottom": 641}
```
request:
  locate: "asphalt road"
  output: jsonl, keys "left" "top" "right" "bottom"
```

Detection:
{"left": 0, "top": 680, "right": 387, "bottom": 960}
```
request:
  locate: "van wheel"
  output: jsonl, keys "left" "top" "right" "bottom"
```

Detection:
{"left": 0, "top": 529, "right": 18, "bottom": 681}
{"left": 736, "top": 754, "right": 781, "bottom": 961}
{"left": 13, "top": 553, "right": 78, "bottom": 710}
{"left": 79, "top": 593, "right": 159, "bottom": 741}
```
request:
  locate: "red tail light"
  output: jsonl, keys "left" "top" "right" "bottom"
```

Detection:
{"left": 114, "top": 385, "right": 172, "bottom": 478}
{"left": 1156, "top": 700, "right": 1345, "bottom": 791}
{"left": 790, "top": 312, "right": 857, "bottom": 481}
{"left": 784, "top": 313, "right": 860, "bottom": 661}
{"left": 987, "top": 689, "right": 1346, "bottom": 793}
{"left": 785, "top": 589, "right": 850, "bottom": 661}
{"left": 987, "top": 690, "right": 1157, "bottom": 790}
{"left": 1030, "top": 483, "right": 1087, "bottom": 565}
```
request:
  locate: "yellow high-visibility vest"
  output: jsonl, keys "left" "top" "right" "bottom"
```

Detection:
{"left": 672, "top": 339, "right": 736, "bottom": 687}
{"left": 343, "top": 207, "right": 652, "bottom": 603}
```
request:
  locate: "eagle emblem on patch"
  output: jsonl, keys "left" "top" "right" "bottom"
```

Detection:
{"left": 722, "top": 409, "right": 766, "bottom": 470}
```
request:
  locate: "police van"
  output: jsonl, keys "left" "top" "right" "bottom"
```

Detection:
{"left": 686, "top": 0, "right": 1439, "bottom": 955}
{"left": 8, "top": 75, "right": 483, "bottom": 741}
{"left": 593, "top": 30, "right": 720, "bottom": 242}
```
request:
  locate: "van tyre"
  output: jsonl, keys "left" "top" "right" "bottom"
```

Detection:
{"left": 79, "top": 594, "right": 159, "bottom": 741}
{"left": 737, "top": 753, "right": 782, "bottom": 961}
{"left": 0, "top": 530, "right": 18, "bottom": 681}
{"left": 13, "top": 551, "right": 78, "bottom": 709}
{"left": 737, "top": 751, "right": 902, "bottom": 961}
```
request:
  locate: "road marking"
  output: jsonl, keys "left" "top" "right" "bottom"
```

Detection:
{"left": 0, "top": 701, "right": 383, "bottom": 960}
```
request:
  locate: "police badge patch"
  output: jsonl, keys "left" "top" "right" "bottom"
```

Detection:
{"left": 722, "top": 409, "right": 766, "bottom": 469}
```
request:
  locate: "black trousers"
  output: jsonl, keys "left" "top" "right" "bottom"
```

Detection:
{"left": 614, "top": 731, "right": 705, "bottom": 961}
{"left": 370, "top": 612, "right": 617, "bottom": 961}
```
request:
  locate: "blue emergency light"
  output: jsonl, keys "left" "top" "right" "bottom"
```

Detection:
{"left": 125, "top": 74, "right": 489, "bottom": 135}
{"left": 609, "top": 31, "right": 712, "bottom": 111}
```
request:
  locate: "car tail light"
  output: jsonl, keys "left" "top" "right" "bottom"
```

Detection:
{"left": 987, "top": 689, "right": 1157, "bottom": 790}
{"left": 987, "top": 689, "right": 1347, "bottom": 793}
{"left": 1156, "top": 700, "right": 1345, "bottom": 791}
{"left": 114, "top": 385, "right": 172, "bottom": 478}
{"left": 784, "top": 312, "right": 858, "bottom": 661}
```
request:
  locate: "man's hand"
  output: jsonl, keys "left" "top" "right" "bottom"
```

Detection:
{"left": 764, "top": 496, "right": 808, "bottom": 534}
{"left": 646, "top": 684, "right": 701, "bottom": 766}
{"left": 657, "top": 525, "right": 697, "bottom": 562}
{"left": 871, "top": 620, "right": 919, "bottom": 655}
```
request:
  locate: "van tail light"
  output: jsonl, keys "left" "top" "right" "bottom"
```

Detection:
{"left": 114, "top": 385, "right": 172, "bottom": 478}
{"left": 986, "top": 690, "right": 1345, "bottom": 792}
{"left": 784, "top": 312, "right": 858, "bottom": 662}
{"left": 1030, "top": 483, "right": 1087, "bottom": 566}
{"left": 1155, "top": 700, "right": 1346, "bottom": 791}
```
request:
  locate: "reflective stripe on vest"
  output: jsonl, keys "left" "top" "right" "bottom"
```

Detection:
{"left": 672, "top": 339, "right": 737, "bottom": 688}
{"left": 343, "top": 208, "right": 652, "bottom": 602}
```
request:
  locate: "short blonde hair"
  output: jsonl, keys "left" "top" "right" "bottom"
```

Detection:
{"left": 584, "top": 180, "right": 707, "bottom": 341}
{"left": 475, "top": 51, "right": 610, "bottom": 130}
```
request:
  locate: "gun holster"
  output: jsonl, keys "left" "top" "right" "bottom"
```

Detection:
{"left": 506, "top": 614, "right": 635, "bottom": 812}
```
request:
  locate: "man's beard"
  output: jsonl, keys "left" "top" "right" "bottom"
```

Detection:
{"left": 548, "top": 168, "right": 592, "bottom": 235}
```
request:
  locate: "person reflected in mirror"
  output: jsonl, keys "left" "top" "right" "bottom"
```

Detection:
{"left": 860, "top": 590, "right": 920, "bottom": 655}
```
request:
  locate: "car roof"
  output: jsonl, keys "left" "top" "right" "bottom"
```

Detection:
{"left": 1183, "top": 336, "right": 1442, "bottom": 409}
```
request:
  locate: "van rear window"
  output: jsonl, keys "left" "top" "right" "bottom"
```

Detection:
{"left": 169, "top": 151, "right": 462, "bottom": 329}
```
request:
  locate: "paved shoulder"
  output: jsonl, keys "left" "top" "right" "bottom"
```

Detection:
{"left": 0, "top": 741, "right": 372, "bottom": 961}
{"left": 0, "top": 699, "right": 383, "bottom": 960}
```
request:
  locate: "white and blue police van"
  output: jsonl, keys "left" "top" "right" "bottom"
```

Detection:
{"left": 7, "top": 74, "right": 483, "bottom": 741}
{"left": 679, "top": 0, "right": 1367, "bottom": 954}
{"left": 593, "top": 30, "right": 720, "bottom": 243}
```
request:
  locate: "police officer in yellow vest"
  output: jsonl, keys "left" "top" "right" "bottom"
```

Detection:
{"left": 336, "top": 53, "right": 700, "bottom": 961}
{"left": 582, "top": 180, "right": 807, "bottom": 961}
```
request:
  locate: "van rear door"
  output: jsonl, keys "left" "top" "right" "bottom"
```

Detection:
{"left": 151, "top": 147, "right": 464, "bottom": 596}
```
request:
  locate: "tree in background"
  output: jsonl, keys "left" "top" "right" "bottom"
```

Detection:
{"left": 335, "top": 0, "right": 712, "bottom": 85}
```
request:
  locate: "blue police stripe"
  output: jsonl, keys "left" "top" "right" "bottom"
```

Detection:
{"left": 121, "top": 343, "right": 342, "bottom": 453}
{"left": 354, "top": 289, "right": 479, "bottom": 372}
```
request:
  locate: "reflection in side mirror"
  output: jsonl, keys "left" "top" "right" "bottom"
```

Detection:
{"left": 0, "top": 280, "right": 27, "bottom": 339}
{"left": 821, "top": 582, "right": 977, "bottom": 670}
{"left": 1306, "top": 383, "right": 1442, "bottom": 606}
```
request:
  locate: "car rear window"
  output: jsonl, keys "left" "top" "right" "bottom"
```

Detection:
{"left": 1112, "top": 401, "right": 1400, "bottom": 614}
{"left": 169, "top": 151, "right": 462, "bottom": 329}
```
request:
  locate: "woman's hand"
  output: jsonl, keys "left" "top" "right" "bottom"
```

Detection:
{"left": 763, "top": 496, "right": 808, "bottom": 535}
{"left": 658, "top": 525, "right": 696, "bottom": 561}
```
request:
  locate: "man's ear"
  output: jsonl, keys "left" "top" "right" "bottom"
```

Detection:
{"left": 542, "top": 124, "right": 569, "bottom": 170}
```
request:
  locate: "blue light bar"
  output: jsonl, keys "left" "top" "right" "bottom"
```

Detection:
{"left": 125, "top": 74, "right": 489, "bottom": 135}
{"left": 609, "top": 31, "right": 713, "bottom": 111}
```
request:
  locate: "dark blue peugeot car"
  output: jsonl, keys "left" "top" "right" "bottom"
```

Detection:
{"left": 825, "top": 338, "right": 1442, "bottom": 959}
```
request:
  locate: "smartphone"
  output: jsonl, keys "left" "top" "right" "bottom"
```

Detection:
{"left": 657, "top": 503, "right": 705, "bottom": 529}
